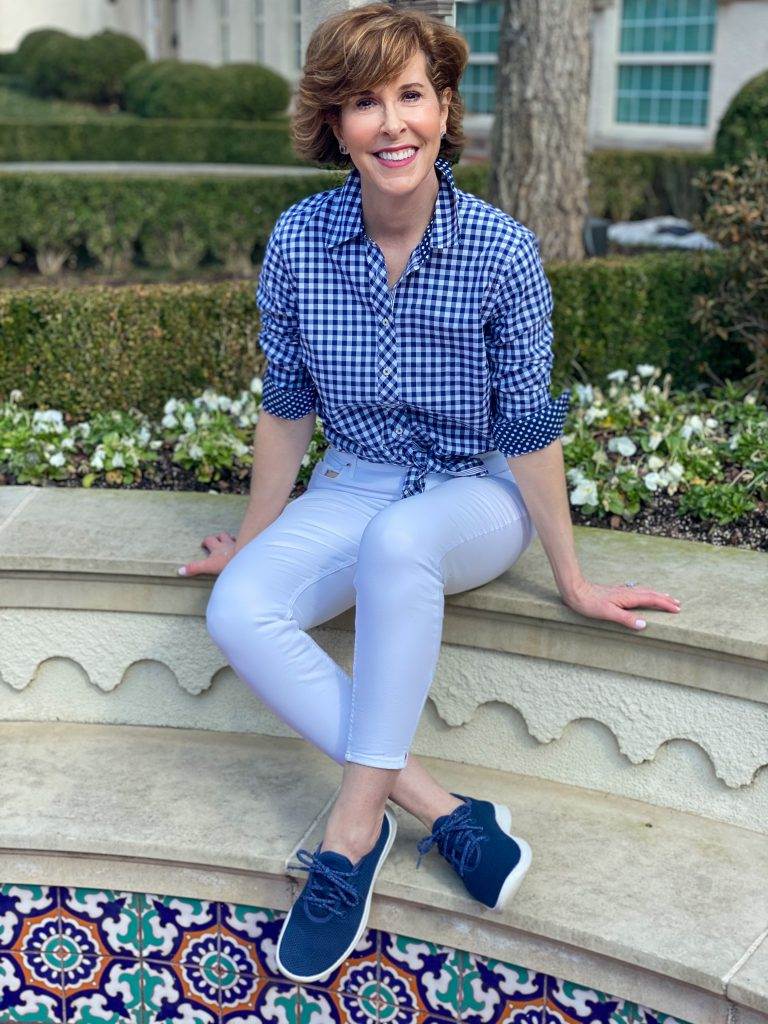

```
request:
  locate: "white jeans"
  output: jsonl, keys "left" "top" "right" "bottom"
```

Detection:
{"left": 205, "top": 445, "right": 536, "bottom": 770}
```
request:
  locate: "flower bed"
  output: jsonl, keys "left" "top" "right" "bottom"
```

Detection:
{"left": 1, "top": 366, "right": 765, "bottom": 551}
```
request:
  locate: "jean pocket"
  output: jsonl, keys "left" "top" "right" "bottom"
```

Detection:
{"left": 317, "top": 447, "right": 353, "bottom": 480}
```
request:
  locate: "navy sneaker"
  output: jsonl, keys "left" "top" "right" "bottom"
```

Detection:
{"left": 415, "top": 792, "right": 531, "bottom": 911}
{"left": 276, "top": 807, "right": 397, "bottom": 982}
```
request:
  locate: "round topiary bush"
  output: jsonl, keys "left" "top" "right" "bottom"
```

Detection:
{"left": 714, "top": 69, "right": 768, "bottom": 167}
{"left": 122, "top": 59, "right": 176, "bottom": 114}
{"left": 80, "top": 30, "right": 147, "bottom": 104}
{"left": 13, "top": 27, "right": 71, "bottom": 80}
{"left": 137, "top": 61, "right": 222, "bottom": 119}
{"left": 214, "top": 63, "right": 290, "bottom": 120}
{"left": 26, "top": 33, "right": 86, "bottom": 98}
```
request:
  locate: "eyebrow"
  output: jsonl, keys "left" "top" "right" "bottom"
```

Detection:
{"left": 356, "top": 82, "right": 424, "bottom": 94}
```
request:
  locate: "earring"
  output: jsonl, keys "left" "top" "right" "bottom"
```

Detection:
{"left": 339, "top": 141, "right": 348, "bottom": 154}
{"left": 440, "top": 128, "right": 446, "bottom": 138}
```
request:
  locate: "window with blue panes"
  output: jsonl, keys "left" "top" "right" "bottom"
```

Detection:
{"left": 615, "top": 0, "right": 716, "bottom": 127}
{"left": 455, "top": 1, "right": 502, "bottom": 115}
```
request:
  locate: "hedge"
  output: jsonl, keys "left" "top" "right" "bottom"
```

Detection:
{"left": 0, "top": 157, "right": 723, "bottom": 277}
{"left": 0, "top": 118, "right": 299, "bottom": 164}
{"left": 0, "top": 249, "right": 745, "bottom": 421}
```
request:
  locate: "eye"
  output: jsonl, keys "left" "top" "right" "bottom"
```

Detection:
{"left": 354, "top": 90, "right": 422, "bottom": 109}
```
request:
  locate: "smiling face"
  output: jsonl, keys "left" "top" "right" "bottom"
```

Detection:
{"left": 329, "top": 48, "right": 450, "bottom": 198}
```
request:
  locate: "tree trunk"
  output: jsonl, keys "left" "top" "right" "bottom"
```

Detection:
{"left": 488, "top": 0, "right": 591, "bottom": 262}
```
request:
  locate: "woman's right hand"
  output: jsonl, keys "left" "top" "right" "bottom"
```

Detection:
{"left": 178, "top": 531, "right": 238, "bottom": 577}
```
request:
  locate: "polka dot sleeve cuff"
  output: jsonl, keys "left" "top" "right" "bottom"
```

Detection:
{"left": 491, "top": 388, "right": 572, "bottom": 456}
{"left": 261, "top": 373, "right": 317, "bottom": 419}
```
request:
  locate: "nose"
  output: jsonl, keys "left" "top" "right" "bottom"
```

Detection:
{"left": 379, "top": 101, "right": 408, "bottom": 137}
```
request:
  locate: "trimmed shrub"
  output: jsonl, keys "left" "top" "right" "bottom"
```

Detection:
{"left": 714, "top": 69, "right": 768, "bottom": 167}
{"left": 26, "top": 29, "right": 145, "bottom": 104}
{"left": 136, "top": 61, "right": 223, "bottom": 120}
{"left": 13, "top": 28, "right": 70, "bottom": 79}
{"left": 0, "top": 117, "right": 298, "bottom": 163}
{"left": 79, "top": 30, "right": 146, "bottom": 104}
{"left": 0, "top": 247, "right": 745, "bottom": 419}
{"left": 25, "top": 33, "right": 85, "bottom": 98}
{"left": 215, "top": 63, "right": 289, "bottom": 120}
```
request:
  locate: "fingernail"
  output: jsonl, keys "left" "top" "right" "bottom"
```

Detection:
{"left": 177, "top": 567, "right": 187, "bottom": 576}
{"left": 635, "top": 618, "right": 646, "bottom": 629}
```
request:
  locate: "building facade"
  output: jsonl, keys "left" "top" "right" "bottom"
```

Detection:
{"left": 1, "top": 0, "right": 766, "bottom": 151}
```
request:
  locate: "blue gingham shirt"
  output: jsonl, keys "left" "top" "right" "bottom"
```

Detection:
{"left": 257, "top": 155, "right": 571, "bottom": 500}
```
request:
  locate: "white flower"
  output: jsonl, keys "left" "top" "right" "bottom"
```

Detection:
{"left": 606, "top": 369, "right": 628, "bottom": 383}
{"left": 608, "top": 436, "right": 637, "bottom": 457}
{"left": 217, "top": 396, "right": 232, "bottom": 412}
{"left": 647, "top": 454, "right": 664, "bottom": 471}
{"left": 161, "top": 414, "right": 178, "bottom": 429}
{"left": 33, "top": 409, "right": 64, "bottom": 433}
{"left": 647, "top": 430, "right": 664, "bottom": 451}
{"left": 643, "top": 471, "right": 662, "bottom": 491}
{"left": 301, "top": 454, "right": 311, "bottom": 468}
{"left": 182, "top": 412, "right": 196, "bottom": 432}
{"left": 61, "top": 437, "right": 76, "bottom": 451}
{"left": 111, "top": 452, "right": 125, "bottom": 468}
{"left": 233, "top": 440, "right": 249, "bottom": 457}
{"left": 729, "top": 432, "right": 741, "bottom": 451}
{"left": 566, "top": 466, "right": 587, "bottom": 485}
{"left": 680, "top": 414, "right": 704, "bottom": 440}
{"left": 570, "top": 479, "right": 598, "bottom": 506}
{"left": 188, "top": 443, "right": 204, "bottom": 459}
{"left": 231, "top": 400, "right": 243, "bottom": 416}
{"left": 79, "top": 422, "right": 91, "bottom": 438}
{"left": 9, "top": 389, "right": 22, "bottom": 403}
{"left": 48, "top": 451, "right": 66, "bottom": 467}
{"left": 250, "top": 376, "right": 263, "bottom": 395}
{"left": 667, "top": 461, "right": 685, "bottom": 482}
{"left": 573, "top": 383, "right": 594, "bottom": 406}
{"left": 629, "top": 392, "right": 648, "bottom": 412}
{"left": 163, "top": 398, "right": 179, "bottom": 415}
{"left": 705, "top": 417, "right": 718, "bottom": 429}
{"left": 584, "top": 404, "right": 609, "bottom": 425}
{"left": 137, "top": 426, "right": 151, "bottom": 446}
{"left": 91, "top": 452, "right": 105, "bottom": 470}
{"left": 636, "top": 364, "right": 656, "bottom": 378}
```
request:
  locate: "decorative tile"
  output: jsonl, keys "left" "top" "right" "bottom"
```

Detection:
{"left": 219, "top": 977, "right": 299, "bottom": 1023}
{"left": 0, "top": 949, "right": 65, "bottom": 1022}
{"left": 139, "top": 893, "right": 218, "bottom": 964}
{"left": 635, "top": 1008, "right": 693, "bottom": 1024}
{"left": 63, "top": 954, "right": 143, "bottom": 1022}
{"left": 546, "top": 977, "right": 638, "bottom": 1024}
{"left": 218, "top": 901, "right": 284, "bottom": 979}
{"left": 0, "top": 884, "right": 59, "bottom": 953}
{"left": 58, "top": 887, "right": 142, "bottom": 959}
{"left": 458, "top": 953, "right": 546, "bottom": 1023}
{"left": 379, "top": 931, "right": 462, "bottom": 1018}
{"left": 298, "top": 985, "right": 380, "bottom": 1023}
{"left": 140, "top": 957, "right": 220, "bottom": 1023}
{"left": 312, "top": 929, "right": 379, "bottom": 999}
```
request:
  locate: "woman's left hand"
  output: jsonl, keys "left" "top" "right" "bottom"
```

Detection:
{"left": 561, "top": 578, "right": 681, "bottom": 632}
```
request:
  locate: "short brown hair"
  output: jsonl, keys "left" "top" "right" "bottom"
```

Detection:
{"left": 291, "top": 2, "right": 469, "bottom": 169}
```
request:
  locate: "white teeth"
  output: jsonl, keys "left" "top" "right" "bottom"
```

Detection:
{"left": 377, "top": 148, "right": 416, "bottom": 162}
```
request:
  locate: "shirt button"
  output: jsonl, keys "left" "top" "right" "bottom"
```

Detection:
{"left": 381, "top": 316, "right": 389, "bottom": 325}
{"left": 394, "top": 426, "right": 403, "bottom": 435}
{"left": 381, "top": 368, "right": 391, "bottom": 376}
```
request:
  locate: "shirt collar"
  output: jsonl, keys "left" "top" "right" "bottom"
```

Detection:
{"left": 324, "top": 154, "right": 459, "bottom": 251}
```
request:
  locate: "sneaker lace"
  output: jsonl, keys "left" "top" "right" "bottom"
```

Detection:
{"left": 415, "top": 801, "right": 488, "bottom": 877}
{"left": 295, "top": 847, "right": 361, "bottom": 921}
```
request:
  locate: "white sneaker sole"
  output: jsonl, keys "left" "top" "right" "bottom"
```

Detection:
{"left": 490, "top": 802, "right": 532, "bottom": 912}
{"left": 275, "top": 807, "right": 398, "bottom": 983}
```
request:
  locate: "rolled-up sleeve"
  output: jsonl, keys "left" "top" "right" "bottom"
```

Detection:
{"left": 256, "top": 213, "right": 318, "bottom": 419}
{"left": 484, "top": 228, "right": 571, "bottom": 456}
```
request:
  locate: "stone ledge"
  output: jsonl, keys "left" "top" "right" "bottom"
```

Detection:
{"left": 0, "top": 721, "right": 765, "bottom": 1024}
{"left": 1, "top": 486, "right": 766, "bottom": 701}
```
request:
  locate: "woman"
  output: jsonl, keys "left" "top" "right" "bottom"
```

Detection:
{"left": 187, "top": 1, "right": 681, "bottom": 986}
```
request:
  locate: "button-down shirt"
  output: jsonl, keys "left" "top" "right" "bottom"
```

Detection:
{"left": 256, "top": 154, "right": 571, "bottom": 500}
